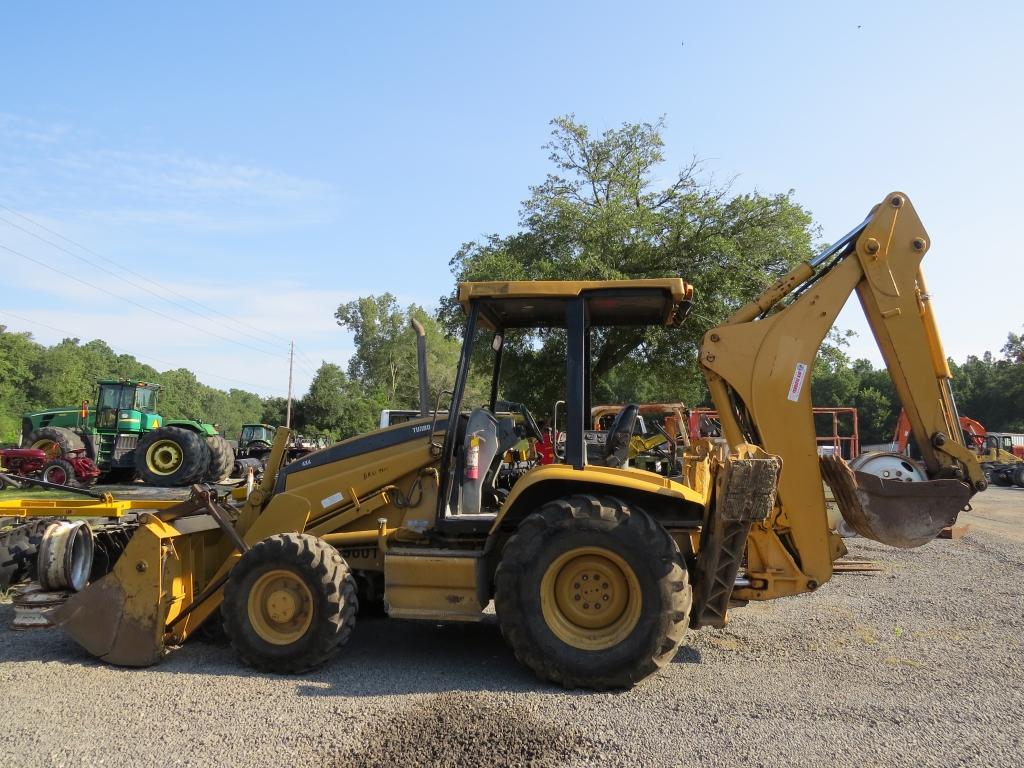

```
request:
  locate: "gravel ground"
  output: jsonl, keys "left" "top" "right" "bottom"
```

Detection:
{"left": 1, "top": 488, "right": 1022, "bottom": 767}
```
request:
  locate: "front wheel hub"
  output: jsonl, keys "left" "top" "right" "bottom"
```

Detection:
{"left": 248, "top": 569, "right": 314, "bottom": 645}
{"left": 146, "top": 439, "right": 183, "bottom": 475}
{"left": 541, "top": 547, "right": 642, "bottom": 651}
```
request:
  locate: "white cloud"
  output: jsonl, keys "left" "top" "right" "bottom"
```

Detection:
{"left": 0, "top": 113, "right": 341, "bottom": 232}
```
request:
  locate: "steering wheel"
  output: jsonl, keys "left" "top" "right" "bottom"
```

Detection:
{"left": 604, "top": 404, "right": 640, "bottom": 468}
{"left": 494, "top": 400, "right": 544, "bottom": 442}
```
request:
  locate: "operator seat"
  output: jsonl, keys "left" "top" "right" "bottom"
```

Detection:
{"left": 599, "top": 403, "right": 640, "bottom": 468}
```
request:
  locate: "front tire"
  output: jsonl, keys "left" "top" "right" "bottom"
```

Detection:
{"left": 222, "top": 533, "right": 357, "bottom": 673}
{"left": 135, "top": 427, "right": 210, "bottom": 486}
{"left": 495, "top": 494, "right": 691, "bottom": 689}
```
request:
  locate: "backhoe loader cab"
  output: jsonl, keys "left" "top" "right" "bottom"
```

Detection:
{"left": 34, "top": 191, "right": 982, "bottom": 690}
{"left": 436, "top": 279, "right": 694, "bottom": 523}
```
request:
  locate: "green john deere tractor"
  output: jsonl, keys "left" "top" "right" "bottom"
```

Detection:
{"left": 21, "top": 379, "right": 234, "bottom": 486}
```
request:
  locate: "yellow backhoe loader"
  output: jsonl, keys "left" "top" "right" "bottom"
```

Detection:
{"left": 1, "top": 191, "right": 983, "bottom": 689}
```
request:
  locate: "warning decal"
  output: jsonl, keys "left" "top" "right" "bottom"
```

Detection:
{"left": 787, "top": 362, "right": 808, "bottom": 402}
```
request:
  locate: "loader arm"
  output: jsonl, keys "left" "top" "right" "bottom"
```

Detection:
{"left": 699, "top": 192, "right": 983, "bottom": 600}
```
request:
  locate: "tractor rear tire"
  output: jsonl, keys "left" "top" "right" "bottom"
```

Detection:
{"left": 204, "top": 435, "right": 235, "bottom": 482}
{"left": 1013, "top": 466, "right": 1024, "bottom": 488}
{"left": 222, "top": 533, "right": 357, "bottom": 673}
{"left": 25, "top": 426, "right": 85, "bottom": 461}
{"left": 495, "top": 494, "right": 691, "bottom": 689}
{"left": 991, "top": 469, "right": 1013, "bottom": 487}
{"left": 135, "top": 427, "right": 210, "bottom": 487}
{"left": 41, "top": 458, "right": 81, "bottom": 488}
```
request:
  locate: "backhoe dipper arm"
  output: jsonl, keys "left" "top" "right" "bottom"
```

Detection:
{"left": 699, "top": 192, "right": 983, "bottom": 599}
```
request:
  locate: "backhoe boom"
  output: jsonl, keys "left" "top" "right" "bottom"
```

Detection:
{"left": 700, "top": 191, "right": 982, "bottom": 600}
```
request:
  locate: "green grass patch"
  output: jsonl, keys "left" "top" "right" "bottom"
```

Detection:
{"left": 0, "top": 485, "right": 89, "bottom": 500}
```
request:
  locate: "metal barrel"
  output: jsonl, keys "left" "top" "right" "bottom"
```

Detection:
{"left": 37, "top": 520, "right": 95, "bottom": 592}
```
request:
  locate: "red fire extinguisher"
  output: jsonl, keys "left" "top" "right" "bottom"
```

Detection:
{"left": 466, "top": 432, "right": 484, "bottom": 480}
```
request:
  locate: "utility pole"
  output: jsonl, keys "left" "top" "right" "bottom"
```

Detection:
{"left": 286, "top": 339, "right": 294, "bottom": 429}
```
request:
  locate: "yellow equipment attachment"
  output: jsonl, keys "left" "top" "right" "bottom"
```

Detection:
{"left": 0, "top": 495, "right": 180, "bottom": 520}
{"left": 701, "top": 191, "right": 982, "bottom": 598}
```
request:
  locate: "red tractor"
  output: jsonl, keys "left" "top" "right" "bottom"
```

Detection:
{"left": 0, "top": 447, "right": 101, "bottom": 490}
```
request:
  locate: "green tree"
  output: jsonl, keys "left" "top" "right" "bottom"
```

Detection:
{"left": 951, "top": 339, "right": 1024, "bottom": 432}
{"left": 439, "top": 115, "right": 818, "bottom": 412}
{"left": 154, "top": 368, "right": 206, "bottom": 422}
{"left": 0, "top": 326, "right": 44, "bottom": 442}
{"left": 297, "top": 362, "right": 386, "bottom": 440}
{"left": 1001, "top": 327, "right": 1023, "bottom": 364}
{"left": 0, "top": 327, "right": 330, "bottom": 444}
{"left": 335, "top": 294, "right": 465, "bottom": 411}
{"left": 261, "top": 397, "right": 289, "bottom": 427}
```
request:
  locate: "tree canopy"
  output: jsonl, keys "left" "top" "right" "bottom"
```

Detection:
{"left": 439, "top": 115, "right": 819, "bottom": 414}
{"left": 0, "top": 327, "right": 271, "bottom": 442}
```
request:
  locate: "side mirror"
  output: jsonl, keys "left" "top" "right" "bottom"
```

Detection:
{"left": 491, "top": 333, "right": 503, "bottom": 352}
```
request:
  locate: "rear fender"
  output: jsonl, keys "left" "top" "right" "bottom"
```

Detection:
{"left": 489, "top": 464, "right": 709, "bottom": 537}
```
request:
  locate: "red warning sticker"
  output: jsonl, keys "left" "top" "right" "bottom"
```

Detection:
{"left": 788, "top": 362, "right": 808, "bottom": 402}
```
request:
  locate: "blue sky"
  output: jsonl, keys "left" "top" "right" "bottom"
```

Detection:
{"left": 1, "top": 2, "right": 1020, "bottom": 398}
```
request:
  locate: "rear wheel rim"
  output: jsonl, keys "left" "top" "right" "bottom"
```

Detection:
{"left": 146, "top": 439, "right": 183, "bottom": 475}
{"left": 248, "top": 569, "right": 314, "bottom": 645}
{"left": 43, "top": 465, "right": 68, "bottom": 484}
{"left": 540, "top": 546, "right": 642, "bottom": 651}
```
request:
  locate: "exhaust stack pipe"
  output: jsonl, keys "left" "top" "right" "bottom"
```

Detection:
{"left": 410, "top": 318, "right": 430, "bottom": 416}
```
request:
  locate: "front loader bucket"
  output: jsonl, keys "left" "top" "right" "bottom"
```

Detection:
{"left": 820, "top": 454, "right": 971, "bottom": 548}
{"left": 49, "top": 519, "right": 174, "bottom": 667}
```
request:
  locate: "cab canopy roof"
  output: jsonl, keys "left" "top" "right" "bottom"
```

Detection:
{"left": 457, "top": 278, "right": 693, "bottom": 329}
{"left": 97, "top": 379, "right": 160, "bottom": 389}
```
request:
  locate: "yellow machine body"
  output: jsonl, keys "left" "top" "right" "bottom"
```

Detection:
{"left": 12, "top": 192, "right": 980, "bottom": 672}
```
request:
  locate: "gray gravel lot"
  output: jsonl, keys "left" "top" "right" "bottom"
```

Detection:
{"left": 2, "top": 489, "right": 1022, "bottom": 767}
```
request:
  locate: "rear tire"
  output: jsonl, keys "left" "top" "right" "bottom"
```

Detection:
{"left": 991, "top": 469, "right": 1013, "bottom": 487}
{"left": 495, "top": 494, "right": 691, "bottom": 689}
{"left": 41, "top": 458, "right": 81, "bottom": 487}
{"left": 223, "top": 533, "right": 357, "bottom": 673}
{"left": 204, "top": 435, "right": 235, "bottom": 481}
{"left": 1013, "top": 466, "right": 1024, "bottom": 489}
{"left": 26, "top": 427, "right": 85, "bottom": 461}
{"left": 135, "top": 427, "right": 210, "bottom": 486}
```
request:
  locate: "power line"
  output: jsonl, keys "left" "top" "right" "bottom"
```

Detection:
{"left": 0, "top": 240, "right": 289, "bottom": 360}
{"left": 293, "top": 362, "right": 320, "bottom": 381}
{"left": 0, "top": 201, "right": 295, "bottom": 349}
{"left": 0, "top": 308, "right": 287, "bottom": 395}
{"left": 294, "top": 346, "right": 322, "bottom": 370}
{"left": 0, "top": 213, "right": 289, "bottom": 357}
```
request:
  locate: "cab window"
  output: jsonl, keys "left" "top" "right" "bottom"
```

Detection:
{"left": 98, "top": 386, "right": 121, "bottom": 410}
{"left": 134, "top": 388, "right": 156, "bottom": 412}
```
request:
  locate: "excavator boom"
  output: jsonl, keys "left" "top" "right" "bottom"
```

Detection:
{"left": 700, "top": 191, "right": 982, "bottom": 598}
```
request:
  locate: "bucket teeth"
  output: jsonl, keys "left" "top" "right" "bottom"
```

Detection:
{"left": 820, "top": 454, "right": 970, "bottom": 548}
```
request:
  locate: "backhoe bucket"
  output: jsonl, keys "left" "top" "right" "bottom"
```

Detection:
{"left": 820, "top": 454, "right": 971, "bottom": 548}
{"left": 49, "top": 517, "right": 179, "bottom": 667}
